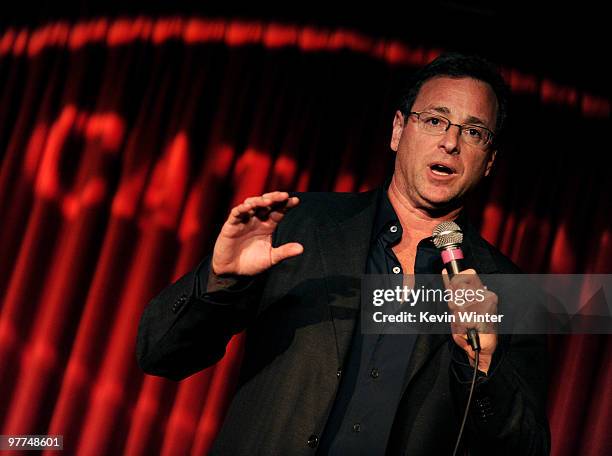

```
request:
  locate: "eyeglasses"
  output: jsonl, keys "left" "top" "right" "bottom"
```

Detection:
{"left": 409, "top": 111, "right": 495, "bottom": 148}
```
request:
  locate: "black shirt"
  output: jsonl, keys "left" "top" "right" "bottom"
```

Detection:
{"left": 317, "top": 189, "right": 443, "bottom": 455}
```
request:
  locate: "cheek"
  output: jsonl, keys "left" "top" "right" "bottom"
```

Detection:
{"left": 465, "top": 156, "right": 490, "bottom": 180}
{"left": 398, "top": 135, "right": 428, "bottom": 163}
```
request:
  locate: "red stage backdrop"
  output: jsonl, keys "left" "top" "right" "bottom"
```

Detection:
{"left": 0, "top": 16, "right": 610, "bottom": 456}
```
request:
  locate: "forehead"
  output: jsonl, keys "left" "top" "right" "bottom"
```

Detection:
{"left": 414, "top": 76, "right": 498, "bottom": 126}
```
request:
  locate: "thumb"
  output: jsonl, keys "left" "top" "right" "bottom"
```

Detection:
{"left": 442, "top": 269, "right": 451, "bottom": 289}
{"left": 271, "top": 242, "right": 304, "bottom": 265}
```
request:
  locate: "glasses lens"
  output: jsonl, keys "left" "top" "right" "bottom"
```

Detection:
{"left": 418, "top": 113, "right": 449, "bottom": 133}
{"left": 461, "top": 126, "right": 489, "bottom": 146}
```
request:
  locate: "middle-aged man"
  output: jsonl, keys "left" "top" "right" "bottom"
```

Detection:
{"left": 137, "top": 53, "right": 550, "bottom": 455}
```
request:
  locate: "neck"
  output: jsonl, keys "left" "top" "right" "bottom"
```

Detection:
{"left": 387, "top": 177, "right": 462, "bottom": 244}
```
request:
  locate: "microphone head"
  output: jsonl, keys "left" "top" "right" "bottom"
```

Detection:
{"left": 432, "top": 221, "right": 463, "bottom": 249}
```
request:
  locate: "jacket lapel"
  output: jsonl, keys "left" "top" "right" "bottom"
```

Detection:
{"left": 461, "top": 218, "right": 499, "bottom": 273}
{"left": 402, "top": 218, "right": 500, "bottom": 390}
{"left": 402, "top": 333, "right": 447, "bottom": 391}
{"left": 316, "top": 190, "right": 379, "bottom": 367}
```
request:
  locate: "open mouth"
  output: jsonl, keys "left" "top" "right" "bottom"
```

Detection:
{"left": 429, "top": 163, "right": 455, "bottom": 176}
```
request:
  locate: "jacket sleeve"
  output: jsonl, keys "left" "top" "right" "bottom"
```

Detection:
{"left": 449, "top": 333, "right": 551, "bottom": 455}
{"left": 136, "top": 257, "right": 263, "bottom": 381}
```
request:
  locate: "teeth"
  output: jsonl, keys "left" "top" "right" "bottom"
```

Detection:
{"left": 432, "top": 169, "right": 450, "bottom": 176}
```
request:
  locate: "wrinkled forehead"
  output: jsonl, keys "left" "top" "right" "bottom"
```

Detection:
{"left": 414, "top": 76, "right": 498, "bottom": 129}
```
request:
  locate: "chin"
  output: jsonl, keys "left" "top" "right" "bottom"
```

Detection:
{"left": 420, "top": 193, "right": 461, "bottom": 212}
{"left": 422, "top": 190, "right": 456, "bottom": 205}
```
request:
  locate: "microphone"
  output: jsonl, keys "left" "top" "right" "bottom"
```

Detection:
{"left": 432, "top": 221, "right": 465, "bottom": 277}
{"left": 432, "top": 221, "right": 480, "bottom": 352}
{"left": 433, "top": 221, "right": 481, "bottom": 456}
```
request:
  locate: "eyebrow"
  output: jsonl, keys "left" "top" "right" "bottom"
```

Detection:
{"left": 429, "top": 106, "right": 491, "bottom": 129}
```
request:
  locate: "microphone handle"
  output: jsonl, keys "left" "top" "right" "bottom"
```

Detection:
{"left": 444, "top": 257, "right": 465, "bottom": 278}
{"left": 441, "top": 252, "right": 481, "bottom": 352}
{"left": 467, "top": 328, "right": 481, "bottom": 351}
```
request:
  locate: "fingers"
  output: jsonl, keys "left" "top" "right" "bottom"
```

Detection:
{"left": 442, "top": 269, "right": 450, "bottom": 289}
{"left": 452, "top": 269, "right": 482, "bottom": 290}
{"left": 246, "top": 191, "right": 295, "bottom": 207}
{"left": 229, "top": 202, "right": 256, "bottom": 223}
{"left": 270, "top": 242, "right": 304, "bottom": 265}
{"left": 261, "top": 191, "right": 290, "bottom": 200}
{"left": 228, "top": 192, "right": 299, "bottom": 225}
{"left": 442, "top": 268, "right": 482, "bottom": 290}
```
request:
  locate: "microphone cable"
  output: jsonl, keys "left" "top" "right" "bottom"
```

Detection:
{"left": 431, "top": 222, "right": 483, "bottom": 455}
{"left": 452, "top": 328, "right": 481, "bottom": 456}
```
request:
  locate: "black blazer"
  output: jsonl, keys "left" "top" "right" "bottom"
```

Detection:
{"left": 137, "top": 189, "right": 550, "bottom": 455}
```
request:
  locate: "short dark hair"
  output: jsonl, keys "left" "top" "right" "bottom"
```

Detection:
{"left": 397, "top": 52, "right": 509, "bottom": 142}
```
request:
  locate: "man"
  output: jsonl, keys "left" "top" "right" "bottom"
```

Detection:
{"left": 137, "top": 53, "right": 550, "bottom": 455}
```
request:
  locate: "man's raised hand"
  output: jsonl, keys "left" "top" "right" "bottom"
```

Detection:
{"left": 211, "top": 191, "right": 303, "bottom": 276}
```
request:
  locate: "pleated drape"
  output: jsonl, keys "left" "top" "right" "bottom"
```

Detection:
{"left": 0, "top": 17, "right": 609, "bottom": 456}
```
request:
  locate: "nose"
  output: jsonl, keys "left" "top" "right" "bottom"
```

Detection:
{"left": 438, "top": 125, "right": 460, "bottom": 154}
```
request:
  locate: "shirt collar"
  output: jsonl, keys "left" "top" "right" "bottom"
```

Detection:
{"left": 373, "top": 180, "right": 470, "bottom": 245}
{"left": 371, "top": 181, "right": 401, "bottom": 243}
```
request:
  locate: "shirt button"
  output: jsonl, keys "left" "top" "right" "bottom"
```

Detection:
{"left": 370, "top": 368, "right": 380, "bottom": 379}
{"left": 393, "top": 266, "right": 401, "bottom": 274}
{"left": 389, "top": 225, "right": 398, "bottom": 233}
{"left": 352, "top": 423, "right": 361, "bottom": 433}
{"left": 307, "top": 434, "right": 319, "bottom": 447}
{"left": 337, "top": 369, "right": 342, "bottom": 378}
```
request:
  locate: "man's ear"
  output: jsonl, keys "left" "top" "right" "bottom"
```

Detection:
{"left": 484, "top": 149, "right": 497, "bottom": 176}
{"left": 390, "top": 110, "right": 405, "bottom": 152}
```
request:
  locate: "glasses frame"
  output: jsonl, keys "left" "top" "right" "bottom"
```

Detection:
{"left": 409, "top": 111, "right": 495, "bottom": 147}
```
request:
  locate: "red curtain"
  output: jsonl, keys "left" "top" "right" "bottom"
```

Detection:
{"left": 0, "top": 17, "right": 609, "bottom": 456}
